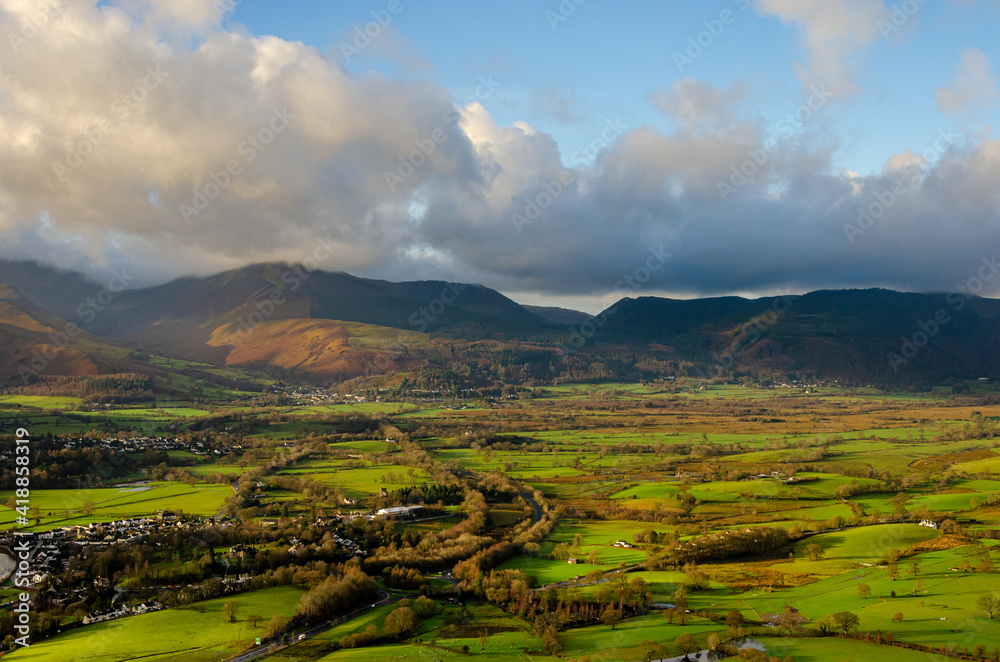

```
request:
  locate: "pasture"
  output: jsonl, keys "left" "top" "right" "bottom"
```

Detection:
{"left": 7, "top": 586, "right": 305, "bottom": 662}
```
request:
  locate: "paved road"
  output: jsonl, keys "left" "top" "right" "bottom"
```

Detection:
{"left": 222, "top": 591, "right": 391, "bottom": 662}
{"left": 521, "top": 492, "right": 543, "bottom": 524}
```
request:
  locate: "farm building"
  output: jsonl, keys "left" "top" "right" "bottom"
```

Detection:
{"left": 375, "top": 505, "right": 425, "bottom": 519}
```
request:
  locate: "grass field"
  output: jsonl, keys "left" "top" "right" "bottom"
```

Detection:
{"left": 8, "top": 586, "right": 305, "bottom": 662}
{"left": 6, "top": 381, "right": 1000, "bottom": 660}
{"left": 0, "top": 481, "right": 233, "bottom": 530}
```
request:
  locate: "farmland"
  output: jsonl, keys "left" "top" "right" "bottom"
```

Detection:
{"left": 2, "top": 381, "right": 1000, "bottom": 660}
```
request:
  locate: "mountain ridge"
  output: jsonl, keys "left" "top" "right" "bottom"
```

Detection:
{"left": 2, "top": 260, "right": 998, "bottom": 388}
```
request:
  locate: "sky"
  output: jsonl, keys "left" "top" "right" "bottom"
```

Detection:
{"left": 0, "top": 0, "right": 999, "bottom": 313}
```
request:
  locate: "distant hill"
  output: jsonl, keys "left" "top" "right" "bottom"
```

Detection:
{"left": 0, "top": 283, "right": 152, "bottom": 384}
{"left": 523, "top": 305, "right": 593, "bottom": 326}
{"left": 595, "top": 289, "right": 1000, "bottom": 383}
{"left": 2, "top": 260, "right": 999, "bottom": 387}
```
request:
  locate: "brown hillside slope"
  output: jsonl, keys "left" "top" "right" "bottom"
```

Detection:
{"left": 207, "top": 318, "right": 423, "bottom": 378}
{"left": 0, "top": 284, "right": 152, "bottom": 383}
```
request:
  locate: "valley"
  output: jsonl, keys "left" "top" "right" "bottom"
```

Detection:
{"left": 2, "top": 381, "right": 999, "bottom": 660}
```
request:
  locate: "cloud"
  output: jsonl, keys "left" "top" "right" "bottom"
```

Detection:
{"left": 935, "top": 48, "right": 1000, "bottom": 114}
{"left": 648, "top": 78, "right": 750, "bottom": 133}
{"left": 2, "top": 1, "right": 1000, "bottom": 304}
{"left": 753, "top": 0, "right": 891, "bottom": 96}
{"left": 115, "top": 0, "right": 230, "bottom": 29}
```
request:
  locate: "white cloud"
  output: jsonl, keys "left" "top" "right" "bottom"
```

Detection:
{"left": 648, "top": 78, "right": 750, "bottom": 133}
{"left": 935, "top": 48, "right": 1000, "bottom": 114}
{"left": 1, "top": 0, "right": 999, "bottom": 302}
{"left": 753, "top": 0, "right": 891, "bottom": 96}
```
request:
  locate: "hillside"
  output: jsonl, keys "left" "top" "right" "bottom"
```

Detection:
{"left": 2, "top": 260, "right": 1000, "bottom": 387}
{"left": 207, "top": 317, "right": 430, "bottom": 381}
{"left": 595, "top": 289, "right": 1000, "bottom": 383}
{"left": 0, "top": 284, "right": 151, "bottom": 385}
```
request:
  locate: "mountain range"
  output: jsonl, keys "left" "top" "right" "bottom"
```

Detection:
{"left": 1, "top": 259, "right": 998, "bottom": 390}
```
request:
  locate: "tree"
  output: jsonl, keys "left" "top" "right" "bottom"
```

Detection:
{"left": 893, "top": 612, "right": 903, "bottom": 622}
{"left": 977, "top": 594, "right": 999, "bottom": 619}
{"left": 816, "top": 615, "right": 836, "bottom": 636}
{"left": 383, "top": 606, "right": 417, "bottom": 639}
{"left": 726, "top": 609, "right": 744, "bottom": 636}
{"left": 674, "top": 632, "right": 699, "bottom": 655}
{"left": 587, "top": 549, "right": 601, "bottom": 565}
{"left": 685, "top": 568, "right": 709, "bottom": 591}
{"left": 601, "top": 606, "right": 622, "bottom": 630}
{"left": 857, "top": 583, "right": 872, "bottom": 599}
{"left": 541, "top": 627, "right": 561, "bottom": 655}
{"left": 223, "top": 599, "right": 239, "bottom": 623}
{"left": 706, "top": 633, "right": 721, "bottom": 652}
{"left": 639, "top": 640, "right": 659, "bottom": 661}
{"left": 246, "top": 613, "right": 263, "bottom": 629}
{"left": 413, "top": 595, "right": 438, "bottom": 618}
{"left": 886, "top": 562, "right": 899, "bottom": 581}
{"left": 832, "top": 611, "right": 860, "bottom": 635}
{"left": 265, "top": 614, "right": 288, "bottom": 639}
{"left": 805, "top": 543, "right": 825, "bottom": 561}
{"left": 82, "top": 499, "right": 95, "bottom": 516}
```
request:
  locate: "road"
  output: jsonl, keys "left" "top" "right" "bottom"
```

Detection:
{"left": 521, "top": 492, "right": 543, "bottom": 524}
{"left": 225, "top": 491, "right": 541, "bottom": 660}
{"left": 222, "top": 590, "right": 391, "bottom": 662}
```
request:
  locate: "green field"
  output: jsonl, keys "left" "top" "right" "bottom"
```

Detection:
{"left": 0, "top": 482, "right": 233, "bottom": 530}
{"left": 8, "top": 586, "right": 305, "bottom": 662}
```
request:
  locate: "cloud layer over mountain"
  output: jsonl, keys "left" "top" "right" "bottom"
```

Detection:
{"left": 1, "top": 0, "right": 998, "bottom": 303}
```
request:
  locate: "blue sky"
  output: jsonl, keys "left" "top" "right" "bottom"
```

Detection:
{"left": 231, "top": 0, "right": 997, "bottom": 177}
{"left": 2, "top": 0, "right": 1000, "bottom": 313}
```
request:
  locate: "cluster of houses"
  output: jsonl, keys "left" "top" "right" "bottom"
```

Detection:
{"left": 64, "top": 514, "right": 238, "bottom": 548}
{"left": 3, "top": 528, "right": 68, "bottom": 587}
{"left": 266, "top": 385, "right": 358, "bottom": 404}
{"left": 331, "top": 534, "right": 365, "bottom": 556}
{"left": 82, "top": 600, "right": 162, "bottom": 625}
{"left": 54, "top": 434, "right": 241, "bottom": 457}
